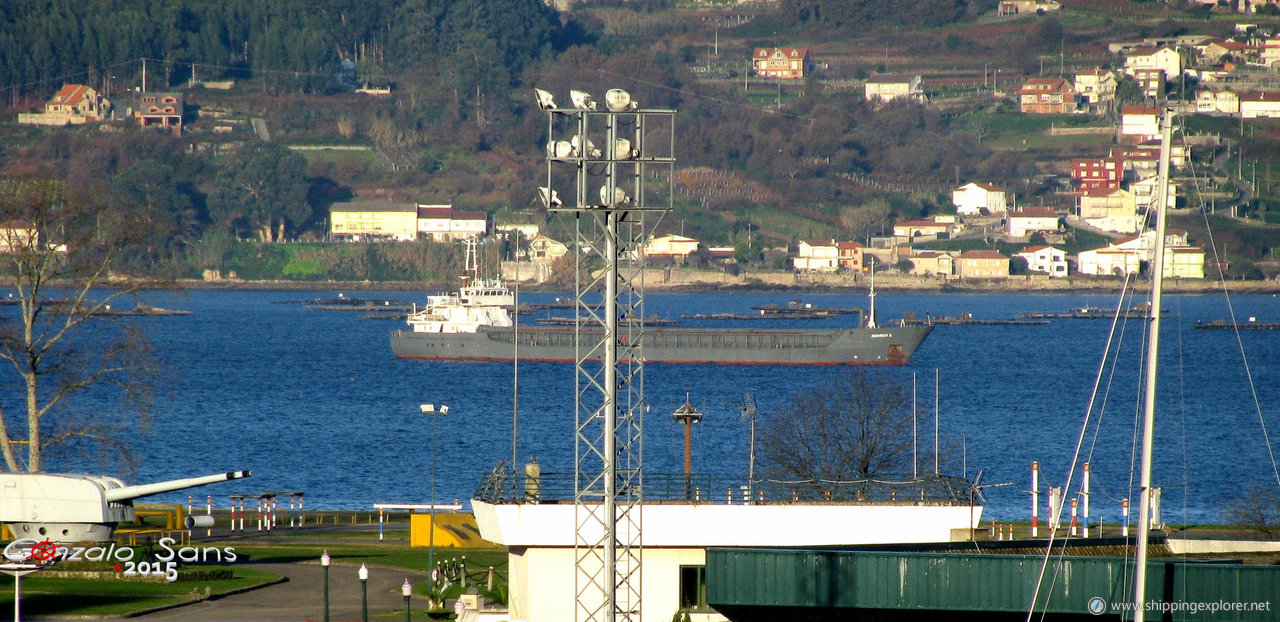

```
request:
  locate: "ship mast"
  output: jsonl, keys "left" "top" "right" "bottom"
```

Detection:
{"left": 866, "top": 258, "right": 877, "bottom": 329}
{"left": 1131, "top": 107, "right": 1173, "bottom": 622}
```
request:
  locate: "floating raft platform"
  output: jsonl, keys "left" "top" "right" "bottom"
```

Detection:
{"left": 1195, "top": 319, "right": 1280, "bottom": 329}
{"left": 903, "top": 313, "right": 1048, "bottom": 326}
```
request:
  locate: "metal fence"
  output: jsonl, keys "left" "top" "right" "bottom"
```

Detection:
{"left": 473, "top": 469, "right": 973, "bottom": 506}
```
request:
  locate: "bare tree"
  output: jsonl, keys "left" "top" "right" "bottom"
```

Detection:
{"left": 0, "top": 178, "right": 164, "bottom": 473}
{"left": 1227, "top": 484, "right": 1280, "bottom": 538}
{"left": 758, "top": 369, "right": 913, "bottom": 482}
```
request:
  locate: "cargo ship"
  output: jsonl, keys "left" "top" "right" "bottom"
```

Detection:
{"left": 389, "top": 284, "right": 930, "bottom": 365}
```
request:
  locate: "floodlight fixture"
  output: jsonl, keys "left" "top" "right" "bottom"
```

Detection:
{"left": 570, "top": 90, "right": 596, "bottom": 110}
{"left": 547, "top": 140, "right": 573, "bottom": 158}
{"left": 571, "top": 135, "right": 601, "bottom": 158}
{"left": 533, "top": 88, "right": 556, "bottom": 110}
{"left": 614, "top": 138, "right": 637, "bottom": 160}
{"left": 538, "top": 187, "right": 563, "bottom": 208}
{"left": 605, "top": 89, "right": 637, "bottom": 112}
{"left": 599, "top": 185, "right": 630, "bottom": 206}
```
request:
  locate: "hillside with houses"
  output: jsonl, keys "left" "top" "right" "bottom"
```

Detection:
{"left": 3, "top": 0, "right": 1280, "bottom": 285}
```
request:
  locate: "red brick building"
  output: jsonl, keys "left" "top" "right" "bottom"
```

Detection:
{"left": 1071, "top": 157, "right": 1124, "bottom": 191}
{"left": 1017, "top": 78, "right": 1078, "bottom": 114}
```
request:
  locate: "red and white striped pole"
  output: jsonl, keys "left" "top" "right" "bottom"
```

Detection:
{"left": 1122, "top": 498, "right": 1130, "bottom": 537}
{"left": 1031, "top": 461, "right": 1040, "bottom": 538}
{"left": 256, "top": 498, "right": 263, "bottom": 531}
{"left": 1070, "top": 498, "right": 1078, "bottom": 536}
{"left": 206, "top": 495, "right": 213, "bottom": 537}
{"left": 1082, "top": 463, "right": 1091, "bottom": 537}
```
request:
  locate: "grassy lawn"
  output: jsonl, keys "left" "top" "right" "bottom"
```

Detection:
{"left": 0, "top": 567, "right": 279, "bottom": 617}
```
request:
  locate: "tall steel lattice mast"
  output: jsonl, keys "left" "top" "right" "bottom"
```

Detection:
{"left": 537, "top": 88, "right": 675, "bottom": 622}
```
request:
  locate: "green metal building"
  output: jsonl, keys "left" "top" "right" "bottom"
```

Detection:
{"left": 706, "top": 548, "right": 1280, "bottom": 621}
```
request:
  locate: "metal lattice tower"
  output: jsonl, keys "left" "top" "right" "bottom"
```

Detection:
{"left": 539, "top": 89, "right": 675, "bottom": 622}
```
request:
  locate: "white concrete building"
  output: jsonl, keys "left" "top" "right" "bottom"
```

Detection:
{"left": 793, "top": 240, "right": 840, "bottom": 272}
{"left": 473, "top": 474, "right": 982, "bottom": 622}
{"left": 1129, "top": 175, "right": 1178, "bottom": 211}
{"left": 1240, "top": 92, "right": 1280, "bottom": 118}
{"left": 952, "top": 182, "right": 1008, "bottom": 215}
{"left": 1196, "top": 88, "right": 1240, "bottom": 114}
{"left": 1005, "top": 208, "right": 1060, "bottom": 237}
{"left": 1077, "top": 231, "right": 1205, "bottom": 278}
{"left": 1078, "top": 188, "right": 1140, "bottom": 234}
{"left": 1074, "top": 70, "right": 1117, "bottom": 104}
{"left": 417, "top": 205, "right": 488, "bottom": 241}
{"left": 1014, "top": 245, "right": 1068, "bottom": 277}
{"left": 1119, "top": 106, "right": 1161, "bottom": 144}
{"left": 865, "top": 74, "right": 925, "bottom": 103}
{"left": 1077, "top": 247, "right": 1141, "bottom": 276}
{"left": 1124, "top": 47, "right": 1181, "bottom": 79}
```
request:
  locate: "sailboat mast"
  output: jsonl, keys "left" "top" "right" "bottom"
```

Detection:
{"left": 1132, "top": 108, "right": 1174, "bottom": 622}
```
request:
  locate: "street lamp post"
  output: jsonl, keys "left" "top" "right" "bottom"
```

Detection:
{"left": 420, "top": 403, "right": 449, "bottom": 598}
{"left": 402, "top": 578, "right": 413, "bottom": 622}
{"left": 671, "top": 394, "right": 703, "bottom": 499}
{"left": 358, "top": 564, "right": 369, "bottom": 622}
{"left": 321, "top": 550, "right": 330, "bottom": 622}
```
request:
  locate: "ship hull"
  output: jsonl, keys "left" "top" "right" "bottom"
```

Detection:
{"left": 391, "top": 324, "right": 931, "bottom": 365}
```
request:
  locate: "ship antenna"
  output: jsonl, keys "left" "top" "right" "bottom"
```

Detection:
{"left": 462, "top": 237, "right": 479, "bottom": 287}
{"left": 866, "top": 257, "right": 877, "bottom": 329}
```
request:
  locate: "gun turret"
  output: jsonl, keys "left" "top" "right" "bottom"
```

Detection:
{"left": 0, "top": 470, "right": 251, "bottom": 543}
{"left": 103, "top": 471, "right": 250, "bottom": 503}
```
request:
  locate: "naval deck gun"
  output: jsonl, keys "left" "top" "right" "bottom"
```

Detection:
{"left": 0, "top": 470, "right": 250, "bottom": 542}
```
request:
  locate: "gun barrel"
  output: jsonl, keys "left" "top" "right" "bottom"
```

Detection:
{"left": 103, "top": 470, "right": 251, "bottom": 503}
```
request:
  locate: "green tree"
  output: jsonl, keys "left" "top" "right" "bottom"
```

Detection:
{"left": 208, "top": 142, "right": 310, "bottom": 242}
{"left": 1116, "top": 77, "right": 1144, "bottom": 105}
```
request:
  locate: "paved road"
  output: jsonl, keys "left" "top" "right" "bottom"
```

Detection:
{"left": 126, "top": 562, "right": 430, "bottom": 621}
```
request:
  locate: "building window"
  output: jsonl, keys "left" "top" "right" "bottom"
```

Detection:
{"left": 679, "top": 565, "right": 708, "bottom": 611}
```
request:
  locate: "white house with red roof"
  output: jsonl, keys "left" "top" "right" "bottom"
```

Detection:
{"left": 794, "top": 240, "right": 840, "bottom": 272}
{"left": 18, "top": 84, "right": 111, "bottom": 126}
{"left": 1240, "top": 92, "right": 1280, "bottom": 118}
{"left": 1119, "top": 106, "right": 1161, "bottom": 144}
{"left": 1074, "top": 70, "right": 1117, "bottom": 105}
{"left": 1078, "top": 230, "right": 1204, "bottom": 278}
{"left": 952, "top": 182, "right": 1008, "bottom": 215}
{"left": 1014, "top": 245, "right": 1068, "bottom": 277}
{"left": 1124, "top": 47, "right": 1181, "bottom": 79}
{"left": 1196, "top": 88, "right": 1240, "bottom": 115}
{"left": 753, "top": 47, "right": 810, "bottom": 79}
{"left": 417, "top": 204, "right": 488, "bottom": 241}
{"left": 892, "top": 219, "right": 953, "bottom": 240}
{"left": 1005, "top": 208, "right": 1061, "bottom": 238}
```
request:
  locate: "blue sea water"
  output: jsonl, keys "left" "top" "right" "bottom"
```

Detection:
{"left": 8, "top": 288, "right": 1280, "bottom": 525}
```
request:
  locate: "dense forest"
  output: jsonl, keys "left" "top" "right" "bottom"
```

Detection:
{"left": 1, "top": 0, "right": 1278, "bottom": 279}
